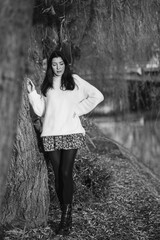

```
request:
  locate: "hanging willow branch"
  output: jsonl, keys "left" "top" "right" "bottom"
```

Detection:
{"left": 33, "top": 0, "right": 160, "bottom": 67}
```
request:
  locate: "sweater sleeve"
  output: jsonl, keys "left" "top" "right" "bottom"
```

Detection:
{"left": 74, "top": 74, "right": 104, "bottom": 116}
{"left": 28, "top": 90, "right": 46, "bottom": 117}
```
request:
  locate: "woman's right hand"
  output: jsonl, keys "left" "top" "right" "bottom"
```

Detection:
{"left": 26, "top": 78, "right": 35, "bottom": 93}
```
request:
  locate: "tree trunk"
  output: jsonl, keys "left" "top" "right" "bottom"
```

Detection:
{"left": 0, "top": 0, "right": 33, "bottom": 211}
{"left": 0, "top": 0, "right": 50, "bottom": 228}
{"left": 1, "top": 83, "right": 50, "bottom": 228}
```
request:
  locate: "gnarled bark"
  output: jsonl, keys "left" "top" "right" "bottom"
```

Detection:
{"left": 0, "top": 0, "right": 50, "bottom": 228}
{"left": 0, "top": 0, "right": 33, "bottom": 212}
{"left": 1, "top": 85, "right": 50, "bottom": 227}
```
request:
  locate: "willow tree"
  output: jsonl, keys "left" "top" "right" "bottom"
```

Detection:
{"left": 0, "top": 0, "right": 34, "bottom": 221}
{"left": 72, "top": 0, "right": 160, "bottom": 112}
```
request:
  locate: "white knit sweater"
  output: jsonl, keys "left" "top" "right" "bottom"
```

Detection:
{"left": 28, "top": 74, "right": 104, "bottom": 137}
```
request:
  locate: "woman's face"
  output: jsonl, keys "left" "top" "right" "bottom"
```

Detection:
{"left": 52, "top": 57, "right": 65, "bottom": 77}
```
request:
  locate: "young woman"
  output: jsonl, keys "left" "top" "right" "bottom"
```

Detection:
{"left": 27, "top": 50, "right": 104, "bottom": 236}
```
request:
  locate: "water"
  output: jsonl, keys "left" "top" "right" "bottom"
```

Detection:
{"left": 93, "top": 113, "right": 160, "bottom": 178}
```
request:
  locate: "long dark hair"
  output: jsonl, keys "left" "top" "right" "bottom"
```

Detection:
{"left": 41, "top": 50, "right": 75, "bottom": 96}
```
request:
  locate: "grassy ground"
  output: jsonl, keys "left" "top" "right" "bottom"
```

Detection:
{"left": 2, "top": 119, "right": 160, "bottom": 239}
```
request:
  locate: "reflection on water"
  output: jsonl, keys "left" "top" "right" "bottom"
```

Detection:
{"left": 93, "top": 113, "right": 160, "bottom": 178}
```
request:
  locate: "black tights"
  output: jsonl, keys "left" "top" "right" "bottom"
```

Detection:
{"left": 47, "top": 149, "right": 77, "bottom": 204}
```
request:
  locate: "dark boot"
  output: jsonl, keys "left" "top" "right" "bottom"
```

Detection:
{"left": 56, "top": 204, "right": 72, "bottom": 236}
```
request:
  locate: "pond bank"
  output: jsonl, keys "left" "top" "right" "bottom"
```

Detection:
{"left": 92, "top": 112, "right": 160, "bottom": 179}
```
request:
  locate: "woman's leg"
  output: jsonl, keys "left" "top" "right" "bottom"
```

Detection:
{"left": 60, "top": 149, "right": 78, "bottom": 204}
{"left": 56, "top": 149, "right": 77, "bottom": 235}
{"left": 47, "top": 150, "right": 63, "bottom": 204}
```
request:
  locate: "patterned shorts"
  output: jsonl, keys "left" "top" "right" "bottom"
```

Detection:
{"left": 42, "top": 133, "right": 86, "bottom": 151}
